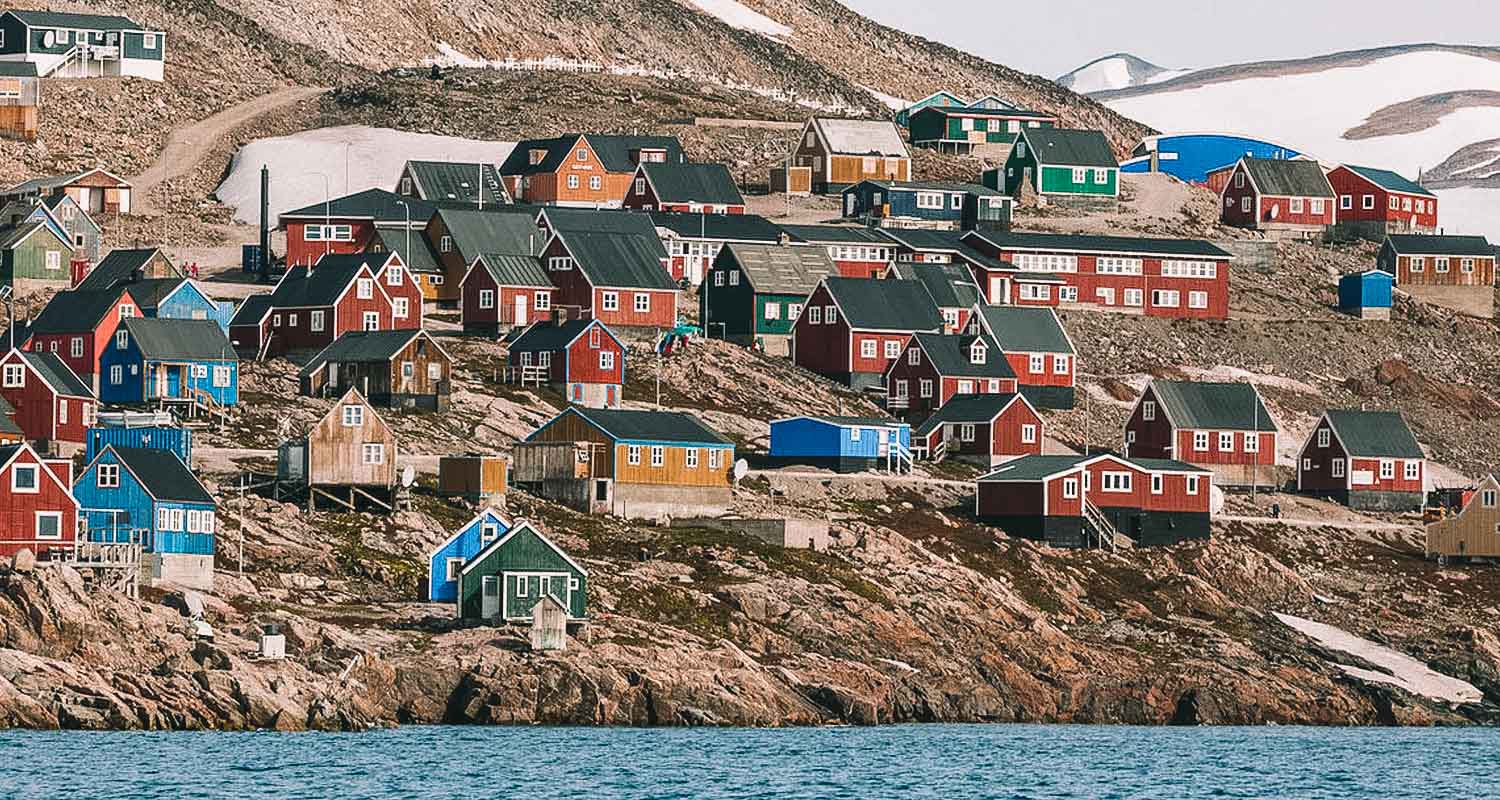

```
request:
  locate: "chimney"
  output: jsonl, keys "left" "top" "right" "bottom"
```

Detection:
{"left": 258, "top": 165, "right": 271, "bottom": 284}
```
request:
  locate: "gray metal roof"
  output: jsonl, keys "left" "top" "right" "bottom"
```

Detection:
{"left": 30, "top": 288, "right": 130, "bottom": 333}
{"left": 79, "top": 248, "right": 179, "bottom": 291}
{"left": 649, "top": 211, "right": 784, "bottom": 243}
{"left": 716, "top": 242, "right": 837, "bottom": 296}
{"left": 857, "top": 179, "right": 1005, "bottom": 197}
{"left": 269, "top": 256, "right": 375, "bottom": 308}
{"left": 0, "top": 62, "right": 37, "bottom": 78}
{"left": 908, "top": 332, "right": 1015, "bottom": 379}
{"left": 640, "top": 163, "right": 744, "bottom": 206}
{"left": 779, "top": 224, "right": 892, "bottom": 246}
{"left": 300, "top": 329, "right": 435, "bottom": 377}
{"left": 500, "top": 135, "right": 683, "bottom": 176}
{"left": 475, "top": 252, "right": 550, "bottom": 288}
{"left": 281, "top": 188, "right": 434, "bottom": 222}
{"left": 6, "top": 10, "right": 146, "bottom": 29}
{"left": 124, "top": 318, "right": 234, "bottom": 361}
{"left": 975, "top": 305, "right": 1073, "bottom": 355}
{"left": 108, "top": 446, "right": 214, "bottom": 505}
{"left": 1149, "top": 380, "right": 1278, "bottom": 432}
{"left": 438, "top": 207, "right": 542, "bottom": 262}
{"left": 403, "top": 160, "right": 510, "bottom": 206}
{"left": 509, "top": 319, "right": 614, "bottom": 353}
{"left": 812, "top": 118, "right": 909, "bottom": 158}
{"left": 539, "top": 407, "right": 732, "bottom": 445}
{"left": 1323, "top": 409, "right": 1423, "bottom": 459}
{"left": 20, "top": 351, "right": 91, "bottom": 397}
{"left": 371, "top": 228, "right": 442, "bottom": 274}
{"left": 1384, "top": 234, "right": 1494, "bottom": 257}
{"left": 914, "top": 392, "right": 1024, "bottom": 435}
{"left": 823, "top": 276, "right": 943, "bottom": 332}
{"left": 888, "top": 262, "right": 980, "bottom": 308}
{"left": 1241, "top": 158, "right": 1335, "bottom": 198}
{"left": 963, "top": 230, "right": 1231, "bottom": 260}
{"left": 548, "top": 211, "right": 674, "bottom": 290}
{"left": 977, "top": 452, "right": 1208, "bottom": 482}
{"left": 1020, "top": 128, "right": 1118, "bottom": 169}
{"left": 230, "top": 294, "right": 274, "bottom": 327}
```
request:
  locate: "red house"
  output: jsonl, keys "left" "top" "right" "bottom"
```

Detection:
{"left": 1124, "top": 379, "right": 1278, "bottom": 487}
{"left": 258, "top": 253, "right": 395, "bottom": 358}
{"left": 780, "top": 225, "right": 895, "bottom": 279}
{"left": 912, "top": 392, "right": 1042, "bottom": 466}
{"left": 279, "top": 189, "right": 434, "bottom": 269}
{"left": 25, "top": 286, "right": 140, "bottom": 390}
{"left": 976, "top": 453, "right": 1212, "bottom": 548}
{"left": 460, "top": 253, "right": 555, "bottom": 336}
{"left": 792, "top": 276, "right": 943, "bottom": 389}
{"left": 0, "top": 348, "right": 96, "bottom": 449}
{"left": 1219, "top": 157, "right": 1335, "bottom": 238}
{"left": 884, "top": 332, "right": 1017, "bottom": 418}
{"left": 969, "top": 304, "right": 1077, "bottom": 409}
{"left": 506, "top": 318, "right": 625, "bottom": 408}
{"left": 0, "top": 441, "right": 79, "bottom": 558}
{"left": 1297, "top": 409, "right": 1425, "bottom": 512}
{"left": 537, "top": 208, "right": 678, "bottom": 328}
{"left": 228, "top": 294, "right": 274, "bottom": 359}
{"left": 366, "top": 251, "right": 424, "bottom": 330}
{"left": 621, "top": 162, "right": 746, "bottom": 214}
{"left": 1327, "top": 165, "right": 1437, "bottom": 239}
{"left": 961, "top": 230, "right": 1233, "bottom": 321}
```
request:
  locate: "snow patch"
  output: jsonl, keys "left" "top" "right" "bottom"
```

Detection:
{"left": 215, "top": 126, "right": 515, "bottom": 224}
{"left": 1066, "top": 58, "right": 1133, "bottom": 95}
{"left": 858, "top": 84, "right": 911, "bottom": 112}
{"left": 683, "top": 0, "right": 792, "bottom": 38}
{"left": 430, "top": 41, "right": 485, "bottom": 69}
{"left": 1432, "top": 186, "right": 1500, "bottom": 240}
{"left": 1275, "top": 613, "right": 1483, "bottom": 704}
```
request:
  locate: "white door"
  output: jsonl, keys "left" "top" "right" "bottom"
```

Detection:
{"left": 481, "top": 575, "right": 499, "bottom": 618}
{"left": 845, "top": 194, "right": 856, "bottom": 216}
{"left": 514, "top": 295, "right": 528, "bottom": 326}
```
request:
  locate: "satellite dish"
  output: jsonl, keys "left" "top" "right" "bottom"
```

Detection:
{"left": 733, "top": 459, "right": 749, "bottom": 481}
{"left": 1210, "top": 485, "right": 1227, "bottom": 516}
{"left": 401, "top": 465, "right": 416, "bottom": 488}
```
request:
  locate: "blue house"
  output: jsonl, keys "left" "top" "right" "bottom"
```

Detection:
{"left": 426, "top": 507, "right": 513, "bottom": 603}
{"left": 1338, "top": 270, "right": 1394, "bottom": 320}
{"left": 154, "top": 281, "right": 234, "bottom": 330}
{"left": 841, "top": 180, "right": 1011, "bottom": 229}
{"left": 769, "top": 416, "right": 912, "bottom": 473}
{"left": 1120, "top": 132, "right": 1306, "bottom": 184}
{"left": 75, "top": 445, "right": 216, "bottom": 590}
{"left": 99, "top": 318, "right": 238, "bottom": 409}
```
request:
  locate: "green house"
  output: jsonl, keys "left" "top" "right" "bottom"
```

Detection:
{"left": 0, "top": 220, "right": 73, "bottom": 290}
{"left": 701, "top": 242, "right": 838, "bottom": 356}
{"left": 994, "top": 129, "right": 1119, "bottom": 200}
{"left": 456, "top": 521, "right": 587, "bottom": 621}
{"left": 908, "top": 106, "right": 1057, "bottom": 155}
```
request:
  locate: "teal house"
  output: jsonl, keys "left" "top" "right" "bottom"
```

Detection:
{"left": 894, "top": 90, "right": 967, "bottom": 128}
{"left": 701, "top": 242, "right": 837, "bottom": 356}
{"left": 0, "top": 10, "right": 166, "bottom": 81}
{"left": 989, "top": 128, "right": 1120, "bottom": 203}
{"left": 456, "top": 521, "right": 587, "bottom": 622}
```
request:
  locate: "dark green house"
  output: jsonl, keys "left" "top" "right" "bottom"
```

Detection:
{"left": 0, "top": 219, "right": 73, "bottom": 291}
{"left": 456, "top": 521, "right": 587, "bottom": 622}
{"left": 0, "top": 10, "right": 166, "bottom": 82}
{"left": 701, "top": 242, "right": 837, "bottom": 356}
{"left": 989, "top": 129, "right": 1119, "bottom": 203}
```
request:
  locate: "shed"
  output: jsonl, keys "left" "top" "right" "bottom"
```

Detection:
{"left": 768, "top": 416, "right": 912, "bottom": 473}
{"left": 438, "top": 454, "right": 508, "bottom": 504}
{"left": 1338, "top": 270, "right": 1394, "bottom": 320}
{"left": 456, "top": 521, "right": 587, "bottom": 622}
{"left": 298, "top": 329, "right": 452, "bottom": 411}
{"left": 87, "top": 410, "right": 191, "bottom": 464}
{"left": 529, "top": 595, "right": 570, "bottom": 650}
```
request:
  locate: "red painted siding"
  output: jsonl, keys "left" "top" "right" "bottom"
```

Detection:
{"left": 1327, "top": 166, "right": 1438, "bottom": 230}
{"left": 1046, "top": 470, "right": 1084, "bottom": 517}
{"left": 977, "top": 480, "right": 1048, "bottom": 518}
{"left": 0, "top": 446, "right": 78, "bottom": 557}
{"left": 376, "top": 262, "right": 425, "bottom": 331}
{"left": 1172, "top": 429, "right": 1276, "bottom": 467}
{"left": 565, "top": 327, "right": 625, "bottom": 385}
{"left": 832, "top": 259, "right": 889, "bottom": 279}
{"left": 991, "top": 400, "right": 1043, "bottom": 460}
{"left": 1006, "top": 352, "right": 1073, "bottom": 390}
{"left": 461, "top": 267, "right": 500, "bottom": 329}
{"left": 334, "top": 280, "right": 394, "bottom": 339}
{"left": 284, "top": 219, "right": 378, "bottom": 269}
{"left": 1124, "top": 387, "right": 1174, "bottom": 459}
{"left": 850, "top": 332, "right": 913, "bottom": 377}
{"left": 1347, "top": 457, "right": 1423, "bottom": 494}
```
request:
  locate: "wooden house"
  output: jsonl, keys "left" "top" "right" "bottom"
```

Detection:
{"left": 1377, "top": 234, "right": 1495, "bottom": 288}
{"left": 895, "top": 90, "right": 968, "bottom": 128}
{"left": 506, "top": 318, "right": 624, "bottom": 409}
{"left": 701, "top": 241, "right": 837, "bottom": 356}
{"left": 299, "top": 329, "right": 451, "bottom": 412}
{"left": 1338, "top": 270, "right": 1394, "bottom": 320}
{"left": 0, "top": 198, "right": 97, "bottom": 284}
{"left": 788, "top": 118, "right": 911, "bottom": 195}
{"left": 82, "top": 247, "right": 178, "bottom": 285}
{"left": 227, "top": 294, "right": 274, "bottom": 359}
{"left": 0, "top": 348, "right": 95, "bottom": 449}
{"left": 76, "top": 445, "right": 215, "bottom": 589}
{"left": 438, "top": 455, "right": 508, "bottom": 505}
{"left": 1219, "top": 157, "right": 1335, "bottom": 238}
{"left": 886, "top": 259, "right": 981, "bottom": 332}
{"left": 792, "top": 276, "right": 944, "bottom": 389}
{"left": 515, "top": 407, "right": 734, "bottom": 520}
{"left": 98, "top": 319, "right": 237, "bottom": 412}
{"left": 25, "top": 286, "right": 140, "bottom": 388}
{"left": 767, "top": 416, "right": 912, "bottom": 473}
{"left": 500, "top": 134, "right": 683, "bottom": 207}
{"left": 1124, "top": 379, "right": 1278, "bottom": 487}
{"left": 960, "top": 230, "right": 1233, "bottom": 321}
{"left": 968, "top": 304, "right": 1077, "bottom": 409}
{"left": 1328, "top": 165, "right": 1437, "bottom": 240}
{"left": 366, "top": 251, "right": 423, "bottom": 330}
{"left": 649, "top": 211, "right": 785, "bottom": 286}
{"left": 912, "top": 392, "right": 1042, "bottom": 465}
{"left": 1, "top": 167, "right": 133, "bottom": 215}
{"left": 537, "top": 208, "right": 678, "bottom": 328}
{"left": 1426, "top": 475, "right": 1500, "bottom": 560}
{"left": 907, "top": 105, "right": 1056, "bottom": 155}
{"left": 427, "top": 507, "right": 512, "bottom": 603}
{"left": 277, "top": 387, "right": 398, "bottom": 512}
{"left": 884, "top": 332, "right": 1018, "bottom": 419}
{"left": 258, "top": 252, "right": 395, "bottom": 358}
{"left": 456, "top": 521, "right": 587, "bottom": 622}
{"left": 424, "top": 206, "right": 540, "bottom": 305}
{"left": 841, "top": 180, "right": 1011, "bottom": 230}
{"left": 0, "top": 441, "right": 77, "bottom": 558}
{"left": 0, "top": 62, "right": 38, "bottom": 141}
{"left": 1297, "top": 409, "right": 1425, "bottom": 511}
{"left": 976, "top": 453, "right": 1213, "bottom": 548}
{"left": 395, "top": 160, "right": 511, "bottom": 207}
{"left": 622, "top": 162, "right": 746, "bottom": 214}
{"left": 39, "top": 194, "right": 101, "bottom": 263}
{"left": 0, "top": 215, "right": 74, "bottom": 293}
{"left": 991, "top": 129, "right": 1119, "bottom": 205}
{"left": 0, "top": 11, "right": 165, "bottom": 81}
{"left": 459, "top": 252, "right": 553, "bottom": 335}
{"left": 278, "top": 189, "right": 433, "bottom": 270}
{"left": 777, "top": 224, "right": 895, "bottom": 279}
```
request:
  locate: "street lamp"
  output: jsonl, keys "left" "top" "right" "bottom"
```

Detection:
{"left": 311, "top": 172, "right": 332, "bottom": 260}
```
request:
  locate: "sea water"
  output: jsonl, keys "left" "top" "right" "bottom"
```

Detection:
{"left": 0, "top": 724, "right": 1491, "bottom": 798}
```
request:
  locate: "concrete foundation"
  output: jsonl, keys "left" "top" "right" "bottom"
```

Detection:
{"left": 673, "top": 517, "right": 831, "bottom": 550}
{"left": 1201, "top": 463, "right": 1274, "bottom": 489}
{"left": 149, "top": 554, "right": 214, "bottom": 592}
{"left": 612, "top": 483, "right": 732, "bottom": 521}
{"left": 1346, "top": 489, "right": 1424, "bottom": 513}
{"left": 1400, "top": 285, "right": 1494, "bottom": 319}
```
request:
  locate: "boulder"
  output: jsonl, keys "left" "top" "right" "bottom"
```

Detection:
{"left": 10, "top": 548, "right": 35, "bottom": 573}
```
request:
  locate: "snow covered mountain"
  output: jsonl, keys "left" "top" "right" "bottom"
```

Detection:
{"left": 1097, "top": 44, "right": 1500, "bottom": 239}
{"left": 1056, "top": 53, "right": 1191, "bottom": 95}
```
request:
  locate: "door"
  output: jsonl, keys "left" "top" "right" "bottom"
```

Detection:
{"left": 480, "top": 575, "right": 499, "bottom": 618}
{"left": 155, "top": 366, "right": 169, "bottom": 399}
{"left": 514, "top": 294, "right": 528, "bottom": 326}
{"left": 605, "top": 385, "right": 617, "bottom": 408}
{"left": 1022, "top": 167, "right": 1033, "bottom": 193}
{"left": 845, "top": 194, "right": 856, "bottom": 216}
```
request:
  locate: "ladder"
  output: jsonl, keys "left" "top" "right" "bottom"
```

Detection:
{"left": 1082, "top": 499, "right": 1132, "bottom": 551}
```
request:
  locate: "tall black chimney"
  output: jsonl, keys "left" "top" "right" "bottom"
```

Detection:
{"left": 258, "top": 165, "right": 270, "bottom": 283}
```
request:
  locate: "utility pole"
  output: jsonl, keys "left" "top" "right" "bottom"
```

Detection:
{"left": 1250, "top": 386, "right": 1258, "bottom": 504}
{"left": 655, "top": 328, "right": 662, "bottom": 409}
{"left": 237, "top": 473, "right": 246, "bottom": 575}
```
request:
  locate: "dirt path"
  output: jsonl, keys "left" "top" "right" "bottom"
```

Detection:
{"left": 130, "top": 85, "right": 328, "bottom": 214}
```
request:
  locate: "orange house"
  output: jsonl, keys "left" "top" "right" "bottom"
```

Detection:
{"left": 500, "top": 134, "right": 683, "bottom": 208}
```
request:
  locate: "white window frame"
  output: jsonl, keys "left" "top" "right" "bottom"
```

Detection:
{"left": 1021, "top": 424, "right": 1037, "bottom": 444}
{"left": 35, "top": 511, "right": 62, "bottom": 540}
{"left": 97, "top": 463, "right": 120, "bottom": 488}
{"left": 1193, "top": 431, "right": 1209, "bottom": 451}
{"left": 342, "top": 404, "right": 365, "bottom": 427}
{"left": 1062, "top": 477, "right": 1079, "bottom": 499}
{"left": 1404, "top": 461, "right": 1419, "bottom": 481}
{"left": 1101, "top": 472, "right": 1132, "bottom": 493}
{"left": 1151, "top": 473, "right": 1163, "bottom": 494}
{"left": 599, "top": 351, "right": 615, "bottom": 371}
{"left": 362, "top": 443, "right": 386, "bottom": 465}
{"left": 601, "top": 291, "right": 620, "bottom": 312}
{"left": 633, "top": 293, "right": 650, "bottom": 314}
{"left": 1142, "top": 401, "right": 1155, "bottom": 422}
{"left": 1331, "top": 459, "right": 1346, "bottom": 479}
{"left": 1052, "top": 355, "right": 1067, "bottom": 375}
{"left": 650, "top": 446, "right": 665, "bottom": 468}
{"left": 1, "top": 364, "right": 22, "bottom": 388}
{"left": 685, "top": 448, "right": 699, "bottom": 469}
{"left": 1218, "top": 432, "right": 1234, "bottom": 452}
{"left": 627, "top": 445, "right": 641, "bottom": 465}
{"left": 1379, "top": 459, "right": 1395, "bottom": 480}
{"left": 11, "top": 463, "right": 39, "bottom": 494}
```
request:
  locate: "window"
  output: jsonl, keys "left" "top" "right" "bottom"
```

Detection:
{"left": 445, "top": 557, "right": 464, "bottom": 582}
{"left": 143, "top": 32, "right": 157, "bottom": 49}
{"left": 1289, "top": 198, "right": 1304, "bottom": 214}
{"left": 894, "top": 379, "right": 909, "bottom": 399}
{"left": 763, "top": 302, "right": 781, "bottom": 321}
{"left": 908, "top": 348, "right": 921, "bottom": 366}
{"left": 1402, "top": 197, "right": 1412, "bottom": 212}
{"left": 393, "top": 298, "right": 409, "bottom": 319}
{"left": 808, "top": 306, "right": 821, "bottom": 325}
{"left": 1012, "top": 253, "right": 1077, "bottom": 273}
{"left": 1310, "top": 199, "right": 1324, "bottom": 215}
{"left": 97, "top": 463, "right": 120, "bottom": 488}
{"left": 1243, "top": 433, "right": 1258, "bottom": 453}
{"left": 1096, "top": 257, "right": 1142, "bottom": 275}
{"left": 1193, "top": 431, "right": 1209, "bottom": 451}
{"left": 1058, "top": 286, "right": 1078, "bottom": 303}
{"left": 860, "top": 339, "right": 877, "bottom": 359}
{"left": 686, "top": 448, "right": 699, "bottom": 469}
{"left": 109, "top": 365, "right": 122, "bottom": 385}
{"left": 1363, "top": 194, "right": 1375, "bottom": 210}
{"left": 1071, "top": 167, "right": 1086, "bottom": 184}
{"left": 1188, "top": 291, "right": 1208, "bottom": 309}
{"left": 1317, "top": 428, "right": 1330, "bottom": 448}
{"left": 635, "top": 177, "right": 646, "bottom": 196}
{"left": 1142, "top": 400, "right": 1155, "bottom": 422}
{"left": 536, "top": 353, "right": 551, "bottom": 369}
{"left": 709, "top": 448, "right": 723, "bottom": 470}
{"left": 1241, "top": 197, "right": 1251, "bottom": 213}
{"left": 1186, "top": 475, "right": 1200, "bottom": 496}
{"left": 273, "top": 314, "right": 282, "bottom": 327}
{"left": 362, "top": 444, "right": 385, "bottom": 465}
{"left": 310, "top": 310, "right": 325, "bottom": 332}
{"left": 650, "top": 446, "right": 664, "bottom": 468}
{"left": 363, "top": 312, "right": 379, "bottom": 331}
{"left": 1101, "top": 472, "right": 1132, "bottom": 492}
{"left": 713, "top": 272, "right": 724, "bottom": 287}
{"left": 386, "top": 266, "right": 403, "bottom": 286}
{"left": 788, "top": 304, "right": 803, "bottom": 321}
{"left": 1062, "top": 477, "right": 1079, "bottom": 499}
{"left": 1234, "top": 172, "right": 1244, "bottom": 189}
{"left": 1404, "top": 461, "right": 1419, "bottom": 481}
{"left": 548, "top": 256, "right": 573, "bottom": 271}
{"left": 170, "top": 509, "right": 184, "bottom": 532}
{"left": 627, "top": 445, "right": 641, "bottom": 465}
{"left": 589, "top": 328, "right": 601, "bottom": 349}
{"left": 342, "top": 404, "right": 365, "bottom": 427}
{"left": 1018, "top": 284, "right": 1050, "bottom": 301}
{"left": 825, "top": 306, "right": 837, "bottom": 324}
{"left": 156, "top": 507, "right": 170, "bottom": 531}
{"left": 1436, "top": 258, "right": 1450, "bottom": 274}
{"left": 1160, "top": 261, "right": 1217, "bottom": 279}
{"left": 357, "top": 278, "right": 373, "bottom": 299}
{"left": 589, "top": 176, "right": 602, "bottom": 191}
{"left": 1151, "top": 290, "right": 1180, "bottom": 308}
{"left": 1219, "top": 432, "right": 1234, "bottom": 452}
{"left": 633, "top": 293, "right": 650, "bottom": 314}
{"left": 969, "top": 341, "right": 986, "bottom": 365}
{"left": 11, "top": 463, "right": 38, "bottom": 493}
{"left": 958, "top": 380, "right": 974, "bottom": 395}
{"left": 1, "top": 364, "right": 22, "bottom": 388}
{"left": 1390, "top": 197, "right": 1399, "bottom": 210}
{"left": 916, "top": 192, "right": 944, "bottom": 210}
{"left": 1332, "top": 459, "right": 1346, "bottom": 478}
{"left": 1340, "top": 195, "right": 1352, "bottom": 210}
{"left": 1462, "top": 259, "right": 1475, "bottom": 273}
{"left": 1411, "top": 257, "right": 1425, "bottom": 273}
{"left": 959, "top": 424, "right": 976, "bottom": 442}
{"left": 1052, "top": 355, "right": 1067, "bottom": 374}
{"left": 1379, "top": 460, "right": 1395, "bottom": 480}
{"left": 919, "top": 379, "right": 933, "bottom": 398}
{"left": 45, "top": 250, "right": 60, "bottom": 271}
{"left": 115, "top": 330, "right": 129, "bottom": 350}
{"left": 1151, "top": 473, "right": 1163, "bottom": 494}
{"left": 849, "top": 427, "right": 861, "bottom": 442}
{"left": 1093, "top": 168, "right": 1108, "bottom": 184}
{"left": 213, "top": 366, "right": 231, "bottom": 388}
{"left": 884, "top": 340, "right": 900, "bottom": 360}
{"left": 36, "top": 512, "right": 62, "bottom": 541}
{"left": 70, "top": 337, "right": 83, "bottom": 359}
{"left": 576, "top": 148, "right": 588, "bottom": 162}
{"left": 1484, "top": 489, "right": 1496, "bottom": 508}
{"left": 1022, "top": 424, "right": 1037, "bottom": 444}
{"left": 599, "top": 351, "right": 615, "bottom": 371}
{"left": 601, "top": 292, "right": 619, "bottom": 312}
{"left": 289, "top": 313, "right": 299, "bottom": 328}
{"left": 728, "top": 271, "right": 740, "bottom": 286}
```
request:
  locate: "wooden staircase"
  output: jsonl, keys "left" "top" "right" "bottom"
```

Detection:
{"left": 1083, "top": 499, "right": 1134, "bottom": 551}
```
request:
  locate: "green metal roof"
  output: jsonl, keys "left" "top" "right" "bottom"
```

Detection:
{"left": 30, "top": 288, "right": 130, "bottom": 333}
{"left": 403, "top": 161, "right": 510, "bottom": 206}
{"left": 124, "top": 318, "right": 234, "bottom": 361}
{"left": 300, "top": 329, "right": 434, "bottom": 377}
{"left": 474, "top": 252, "right": 550, "bottom": 288}
{"left": 888, "top": 262, "right": 980, "bottom": 309}
{"left": 975, "top": 305, "right": 1073, "bottom": 355}
{"left": 1384, "top": 234, "right": 1494, "bottom": 257}
{"left": 19, "top": 351, "right": 91, "bottom": 397}
{"left": 1323, "top": 409, "right": 1423, "bottom": 459}
{"left": 823, "top": 276, "right": 943, "bottom": 332}
{"left": 269, "top": 256, "right": 376, "bottom": 308}
{"left": 1343, "top": 165, "right": 1434, "bottom": 198}
{"left": 6, "top": 10, "right": 146, "bottom": 29}
{"left": 1149, "top": 380, "right": 1278, "bottom": 432}
{"left": 977, "top": 454, "right": 1089, "bottom": 482}
{"left": 1020, "top": 128, "right": 1118, "bottom": 169}
{"left": 371, "top": 228, "right": 441, "bottom": 274}
{"left": 538, "top": 407, "right": 732, "bottom": 446}
{"left": 438, "top": 207, "right": 541, "bottom": 263}
{"left": 649, "top": 211, "right": 783, "bottom": 243}
{"left": 509, "top": 319, "right": 614, "bottom": 353}
{"left": 779, "top": 224, "right": 892, "bottom": 246}
{"left": 229, "top": 294, "right": 273, "bottom": 327}
{"left": 909, "top": 332, "right": 1015, "bottom": 379}
{"left": 281, "top": 188, "right": 434, "bottom": 222}
{"left": 964, "top": 230, "right": 1231, "bottom": 260}
{"left": 79, "top": 248, "right": 178, "bottom": 291}
{"left": 548, "top": 211, "right": 674, "bottom": 291}
{"left": 500, "top": 135, "right": 683, "bottom": 176}
{"left": 640, "top": 163, "right": 744, "bottom": 206}
{"left": 914, "top": 392, "right": 1024, "bottom": 435}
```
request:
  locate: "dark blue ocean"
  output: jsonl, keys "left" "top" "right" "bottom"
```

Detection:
{"left": 0, "top": 724, "right": 1490, "bottom": 798}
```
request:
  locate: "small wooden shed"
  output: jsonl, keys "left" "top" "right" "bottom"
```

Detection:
{"left": 438, "top": 454, "right": 507, "bottom": 504}
{"left": 277, "top": 387, "right": 399, "bottom": 511}
{"left": 529, "top": 595, "right": 569, "bottom": 651}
